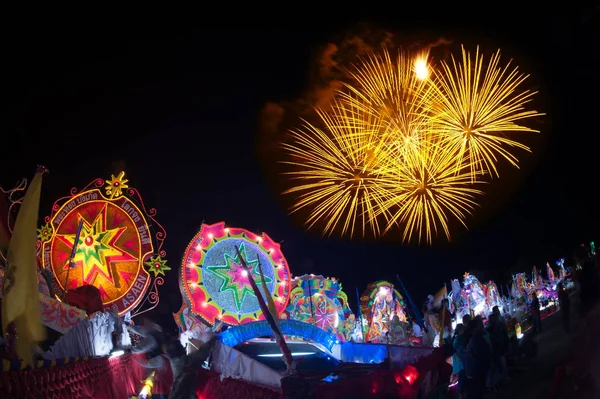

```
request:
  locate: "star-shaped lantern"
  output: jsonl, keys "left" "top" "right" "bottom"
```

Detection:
{"left": 56, "top": 204, "right": 136, "bottom": 286}
{"left": 145, "top": 255, "right": 170, "bottom": 277}
{"left": 205, "top": 242, "right": 272, "bottom": 312}
{"left": 105, "top": 171, "right": 129, "bottom": 199}
{"left": 37, "top": 222, "right": 53, "bottom": 242}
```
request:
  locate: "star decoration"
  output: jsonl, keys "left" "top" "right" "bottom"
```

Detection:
{"left": 205, "top": 242, "right": 272, "bottom": 311}
{"left": 145, "top": 255, "right": 170, "bottom": 277}
{"left": 56, "top": 204, "right": 136, "bottom": 286}
{"left": 463, "top": 272, "right": 470, "bottom": 279}
{"left": 105, "top": 171, "right": 129, "bottom": 199}
{"left": 37, "top": 222, "right": 53, "bottom": 242}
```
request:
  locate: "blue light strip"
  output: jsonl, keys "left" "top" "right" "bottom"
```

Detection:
{"left": 217, "top": 319, "right": 339, "bottom": 351}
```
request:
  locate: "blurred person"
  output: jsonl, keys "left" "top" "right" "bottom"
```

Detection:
{"left": 127, "top": 317, "right": 165, "bottom": 370}
{"left": 451, "top": 323, "right": 466, "bottom": 398}
{"left": 441, "top": 298, "right": 454, "bottom": 341}
{"left": 575, "top": 246, "right": 600, "bottom": 315}
{"left": 168, "top": 335, "right": 217, "bottom": 399}
{"left": 463, "top": 317, "right": 491, "bottom": 399}
{"left": 462, "top": 314, "right": 472, "bottom": 326}
{"left": 557, "top": 282, "right": 571, "bottom": 333}
{"left": 486, "top": 306, "right": 509, "bottom": 385}
{"left": 530, "top": 293, "right": 542, "bottom": 333}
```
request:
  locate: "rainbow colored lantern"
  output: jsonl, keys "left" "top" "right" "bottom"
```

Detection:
{"left": 180, "top": 222, "right": 291, "bottom": 326}
{"left": 286, "top": 274, "right": 353, "bottom": 340}
{"left": 361, "top": 281, "right": 408, "bottom": 342}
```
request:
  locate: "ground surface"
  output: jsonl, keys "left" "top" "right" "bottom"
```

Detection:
{"left": 487, "top": 306, "right": 600, "bottom": 399}
{"left": 486, "top": 312, "right": 571, "bottom": 399}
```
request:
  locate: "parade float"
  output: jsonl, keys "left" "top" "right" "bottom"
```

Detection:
{"left": 448, "top": 273, "right": 488, "bottom": 324}
{"left": 175, "top": 224, "right": 447, "bottom": 398}
{"left": 531, "top": 265, "right": 558, "bottom": 313}
{"left": 360, "top": 281, "right": 411, "bottom": 344}
{"left": 285, "top": 274, "right": 354, "bottom": 341}
{"left": 2, "top": 184, "right": 451, "bottom": 398}
{"left": 0, "top": 171, "right": 178, "bottom": 399}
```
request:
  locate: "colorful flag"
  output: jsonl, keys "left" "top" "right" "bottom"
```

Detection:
{"left": 1, "top": 169, "right": 47, "bottom": 366}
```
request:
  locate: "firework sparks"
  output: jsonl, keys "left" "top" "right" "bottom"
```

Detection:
{"left": 340, "top": 48, "right": 437, "bottom": 163}
{"left": 431, "top": 46, "right": 542, "bottom": 179}
{"left": 281, "top": 101, "right": 396, "bottom": 238}
{"left": 376, "top": 137, "right": 484, "bottom": 244}
{"left": 281, "top": 45, "right": 540, "bottom": 244}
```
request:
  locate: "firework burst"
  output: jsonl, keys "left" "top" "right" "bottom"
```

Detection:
{"left": 339, "top": 48, "right": 437, "bottom": 165}
{"left": 281, "top": 100, "right": 396, "bottom": 238}
{"left": 375, "top": 137, "right": 484, "bottom": 244}
{"left": 431, "top": 46, "right": 542, "bottom": 179}
{"left": 281, "top": 44, "right": 540, "bottom": 244}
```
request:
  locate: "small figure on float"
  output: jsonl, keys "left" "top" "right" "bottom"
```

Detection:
{"left": 422, "top": 295, "right": 439, "bottom": 346}
{"left": 546, "top": 262, "right": 556, "bottom": 283}
{"left": 388, "top": 314, "right": 407, "bottom": 345}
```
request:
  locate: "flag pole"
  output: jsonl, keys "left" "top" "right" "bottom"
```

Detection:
{"left": 396, "top": 274, "right": 423, "bottom": 328}
{"left": 234, "top": 246, "right": 294, "bottom": 372}
{"left": 355, "top": 286, "right": 366, "bottom": 342}
{"left": 64, "top": 219, "right": 84, "bottom": 292}
{"left": 307, "top": 278, "right": 316, "bottom": 327}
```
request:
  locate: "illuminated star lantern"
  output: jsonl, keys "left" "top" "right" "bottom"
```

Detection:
{"left": 145, "top": 255, "right": 170, "bottom": 277}
{"left": 56, "top": 204, "right": 136, "bottom": 286}
{"left": 105, "top": 171, "right": 129, "bottom": 199}
{"left": 205, "top": 242, "right": 273, "bottom": 311}
{"left": 40, "top": 172, "right": 167, "bottom": 315}
{"left": 37, "top": 222, "right": 53, "bottom": 242}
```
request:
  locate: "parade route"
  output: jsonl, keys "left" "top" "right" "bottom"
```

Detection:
{"left": 489, "top": 311, "right": 573, "bottom": 398}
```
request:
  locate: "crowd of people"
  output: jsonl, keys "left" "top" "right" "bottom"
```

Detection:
{"left": 447, "top": 246, "right": 600, "bottom": 398}
{"left": 449, "top": 307, "right": 509, "bottom": 399}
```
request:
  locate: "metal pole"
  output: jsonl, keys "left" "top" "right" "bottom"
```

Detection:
{"left": 64, "top": 219, "right": 84, "bottom": 291}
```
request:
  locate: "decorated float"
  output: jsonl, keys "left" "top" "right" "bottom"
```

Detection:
{"left": 285, "top": 274, "right": 354, "bottom": 341}
{"left": 360, "top": 281, "right": 411, "bottom": 344}
{"left": 448, "top": 272, "right": 488, "bottom": 324}
{"left": 1, "top": 170, "right": 176, "bottom": 398}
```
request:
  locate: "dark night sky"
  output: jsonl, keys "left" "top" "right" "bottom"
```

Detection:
{"left": 3, "top": 8, "right": 598, "bottom": 328}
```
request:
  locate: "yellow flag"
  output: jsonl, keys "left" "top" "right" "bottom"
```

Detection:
{"left": 1, "top": 171, "right": 46, "bottom": 366}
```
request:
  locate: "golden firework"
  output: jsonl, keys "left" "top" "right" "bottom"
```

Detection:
{"left": 281, "top": 45, "right": 540, "bottom": 244}
{"left": 339, "top": 48, "right": 437, "bottom": 165}
{"left": 375, "top": 136, "right": 484, "bottom": 244}
{"left": 431, "top": 46, "right": 542, "bottom": 179}
{"left": 281, "top": 100, "right": 395, "bottom": 238}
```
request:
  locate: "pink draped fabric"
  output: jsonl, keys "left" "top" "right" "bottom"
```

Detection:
{"left": 0, "top": 353, "right": 173, "bottom": 398}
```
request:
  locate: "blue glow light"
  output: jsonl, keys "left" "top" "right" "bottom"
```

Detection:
{"left": 217, "top": 319, "right": 339, "bottom": 351}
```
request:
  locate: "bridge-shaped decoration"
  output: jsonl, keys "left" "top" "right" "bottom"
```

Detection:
{"left": 217, "top": 319, "right": 339, "bottom": 351}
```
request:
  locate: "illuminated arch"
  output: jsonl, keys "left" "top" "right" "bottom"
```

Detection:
{"left": 217, "top": 319, "right": 339, "bottom": 351}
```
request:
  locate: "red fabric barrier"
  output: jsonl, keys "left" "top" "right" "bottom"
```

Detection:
{"left": 0, "top": 349, "right": 447, "bottom": 399}
{"left": 0, "top": 353, "right": 173, "bottom": 399}
{"left": 195, "top": 368, "right": 283, "bottom": 399}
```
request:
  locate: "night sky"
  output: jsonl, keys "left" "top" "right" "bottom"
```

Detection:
{"left": 3, "top": 9, "right": 598, "bottom": 330}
